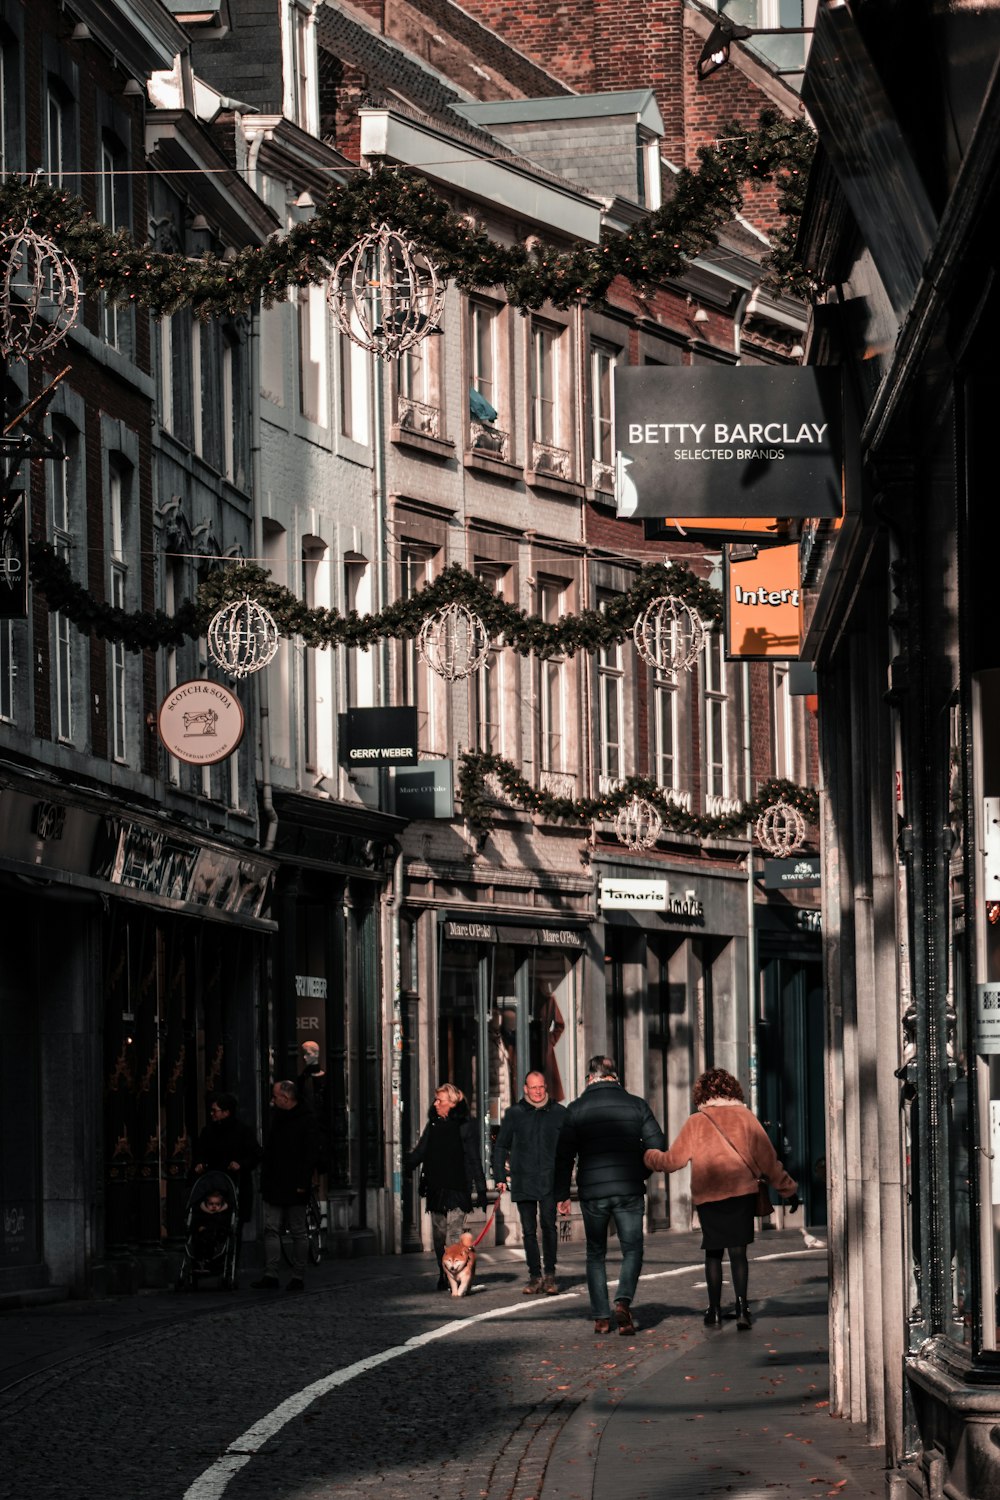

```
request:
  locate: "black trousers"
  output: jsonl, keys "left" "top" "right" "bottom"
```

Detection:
{"left": 516, "top": 1193, "right": 558, "bottom": 1277}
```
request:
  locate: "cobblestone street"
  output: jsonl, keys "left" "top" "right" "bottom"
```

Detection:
{"left": 2, "top": 1229, "right": 884, "bottom": 1500}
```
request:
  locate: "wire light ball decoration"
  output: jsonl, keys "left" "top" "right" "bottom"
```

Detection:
{"left": 327, "top": 224, "right": 445, "bottom": 361}
{"left": 207, "top": 597, "right": 280, "bottom": 680}
{"left": 614, "top": 795, "right": 664, "bottom": 852}
{"left": 633, "top": 595, "right": 706, "bottom": 674}
{"left": 0, "top": 221, "right": 81, "bottom": 359}
{"left": 418, "top": 602, "right": 491, "bottom": 681}
{"left": 755, "top": 801, "right": 807, "bottom": 857}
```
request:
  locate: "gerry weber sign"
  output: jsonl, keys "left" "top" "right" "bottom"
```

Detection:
{"left": 158, "top": 679, "right": 245, "bottom": 765}
{"left": 614, "top": 366, "right": 843, "bottom": 520}
{"left": 600, "top": 877, "right": 704, "bottom": 920}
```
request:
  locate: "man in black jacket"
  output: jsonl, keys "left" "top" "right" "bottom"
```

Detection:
{"left": 251, "top": 1080, "right": 316, "bottom": 1292}
{"left": 492, "top": 1072, "right": 567, "bottom": 1295}
{"left": 555, "top": 1055, "right": 665, "bottom": 1335}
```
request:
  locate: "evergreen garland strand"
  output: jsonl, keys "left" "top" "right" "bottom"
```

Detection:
{"left": 0, "top": 111, "right": 815, "bottom": 315}
{"left": 29, "top": 543, "right": 721, "bottom": 654}
{"left": 458, "top": 751, "right": 819, "bottom": 840}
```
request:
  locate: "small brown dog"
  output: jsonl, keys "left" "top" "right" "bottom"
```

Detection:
{"left": 441, "top": 1231, "right": 476, "bottom": 1297}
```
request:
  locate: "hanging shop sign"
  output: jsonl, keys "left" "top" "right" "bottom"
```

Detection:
{"left": 392, "top": 759, "right": 454, "bottom": 818}
{"left": 725, "top": 542, "right": 802, "bottom": 660}
{"left": 157, "top": 679, "right": 245, "bottom": 765}
{"left": 340, "top": 706, "right": 418, "bottom": 767}
{"left": 0, "top": 473, "right": 28, "bottom": 619}
{"left": 762, "top": 856, "right": 822, "bottom": 889}
{"left": 644, "top": 516, "right": 788, "bottom": 544}
{"left": 614, "top": 366, "right": 843, "bottom": 520}
{"left": 976, "top": 984, "right": 1000, "bottom": 1055}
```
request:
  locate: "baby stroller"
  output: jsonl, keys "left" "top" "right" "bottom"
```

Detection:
{"left": 176, "top": 1170, "right": 240, "bottom": 1291}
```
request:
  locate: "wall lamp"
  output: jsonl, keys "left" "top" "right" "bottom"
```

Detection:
{"left": 697, "top": 15, "right": 753, "bottom": 80}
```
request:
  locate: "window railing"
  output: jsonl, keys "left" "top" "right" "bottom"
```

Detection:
{"left": 397, "top": 394, "right": 441, "bottom": 438}
{"left": 705, "top": 793, "right": 743, "bottom": 819}
{"left": 591, "top": 458, "right": 614, "bottom": 492}
{"left": 470, "top": 421, "right": 509, "bottom": 459}
{"left": 531, "top": 440, "right": 572, "bottom": 479}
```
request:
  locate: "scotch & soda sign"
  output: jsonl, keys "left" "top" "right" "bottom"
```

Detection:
{"left": 158, "top": 679, "right": 245, "bottom": 765}
{"left": 614, "top": 366, "right": 843, "bottom": 520}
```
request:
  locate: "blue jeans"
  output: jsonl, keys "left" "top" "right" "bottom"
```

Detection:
{"left": 579, "top": 1194, "right": 645, "bottom": 1319}
{"left": 516, "top": 1194, "right": 558, "bottom": 1278}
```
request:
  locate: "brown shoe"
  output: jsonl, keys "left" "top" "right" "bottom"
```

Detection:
{"left": 522, "top": 1276, "right": 543, "bottom": 1295}
{"left": 541, "top": 1274, "right": 558, "bottom": 1294}
{"left": 614, "top": 1299, "right": 636, "bottom": 1335}
{"left": 594, "top": 1317, "right": 612, "bottom": 1334}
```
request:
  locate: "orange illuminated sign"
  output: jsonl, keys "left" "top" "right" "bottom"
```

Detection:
{"left": 725, "top": 542, "right": 802, "bottom": 660}
{"left": 647, "top": 516, "right": 789, "bottom": 542}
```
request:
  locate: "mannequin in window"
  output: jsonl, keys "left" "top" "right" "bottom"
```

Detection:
{"left": 533, "top": 980, "right": 565, "bottom": 1103}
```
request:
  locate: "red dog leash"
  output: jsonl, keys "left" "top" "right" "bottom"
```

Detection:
{"left": 471, "top": 1187, "right": 504, "bottom": 1248}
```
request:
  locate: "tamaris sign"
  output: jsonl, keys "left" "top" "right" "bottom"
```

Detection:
{"left": 614, "top": 366, "right": 843, "bottom": 520}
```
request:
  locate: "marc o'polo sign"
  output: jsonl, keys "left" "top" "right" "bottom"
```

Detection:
{"left": 158, "top": 679, "right": 245, "bottom": 765}
{"left": 614, "top": 366, "right": 843, "bottom": 520}
{"left": 342, "top": 706, "right": 418, "bottom": 767}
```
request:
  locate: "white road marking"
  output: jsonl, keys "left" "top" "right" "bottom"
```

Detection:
{"left": 184, "top": 1250, "right": 827, "bottom": 1499}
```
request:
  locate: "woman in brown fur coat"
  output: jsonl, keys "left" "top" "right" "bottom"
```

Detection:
{"left": 644, "top": 1068, "right": 798, "bottom": 1330}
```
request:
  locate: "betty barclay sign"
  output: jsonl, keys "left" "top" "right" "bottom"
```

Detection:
{"left": 725, "top": 541, "right": 802, "bottom": 660}
{"left": 614, "top": 366, "right": 843, "bottom": 520}
{"left": 158, "top": 679, "right": 245, "bottom": 766}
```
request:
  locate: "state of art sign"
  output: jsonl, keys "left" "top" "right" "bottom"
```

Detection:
{"left": 614, "top": 366, "right": 843, "bottom": 520}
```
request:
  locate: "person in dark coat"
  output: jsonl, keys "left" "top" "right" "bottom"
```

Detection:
{"left": 405, "top": 1083, "right": 487, "bottom": 1291}
{"left": 492, "top": 1071, "right": 567, "bottom": 1295}
{"left": 296, "top": 1041, "right": 330, "bottom": 1174}
{"left": 191, "top": 1093, "right": 262, "bottom": 1228}
{"left": 555, "top": 1055, "right": 665, "bottom": 1335}
{"left": 251, "top": 1080, "right": 317, "bottom": 1292}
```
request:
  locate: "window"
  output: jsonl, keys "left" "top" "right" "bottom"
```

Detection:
{"left": 49, "top": 424, "right": 77, "bottom": 743}
{"left": 771, "top": 665, "right": 794, "bottom": 780}
{"left": 468, "top": 299, "right": 508, "bottom": 459}
{"left": 654, "top": 670, "right": 679, "bottom": 790}
{"left": 0, "top": 19, "right": 23, "bottom": 179}
{"left": 473, "top": 567, "right": 507, "bottom": 754}
{"left": 397, "top": 338, "right": 441, "bottom": 438}
{"left": 297, "top": 283, "right": 328, "bottom": 426}
{"left": 45, "top": 85, "right": 65, "bottom": 183}
{"left": 161, "top": 310, "right": 194, "bottom": 444}
{"left": 98, "top": 131, "right": 131, "bottom": 352}
{"left": 339, "top": 323, "right": 369, "bottom": 444}
{"left": 713, "top": 1, "right": 815, "bottom": 79}
{"left": 263, "top": 526, "right": 291, "bottom": 766}
{"left": 194, "top": 321, "right": 223, "bottom": 469}
{"left": 589, "top": 341, "right": 617, "bottom": 492}
{"left": 597, "top": 595, "right": 624, "bottom": 783}
{"left": 400, "top": 543, "right": 437, "bottom": 749}
{"left": 220, "top": 326, "right": 248, "bottom": 485}
{"left": 344, "top": 556, "right": 373, "bottom": 709}
{"left": 44, "top": 56, "right": 77, "bottom": 193}
{"left": 260, "top": 301, "right": 286, "bottom": 406}
{"left": 301, "top": 538, "right": 327, "bottom": 772}
{"left": 635, "top": 129, "right": 662, "bottom": 210}
{"left": 539, "top": 578, "right": 568, "bottom": 774}
{"left": 702, "top": 631, "right": 729, "bottom": 799}
{"left": 530, "top": 320, "right": 572, "bottom": 479}
{"left": 285, "top": 0, "right": 314, "bottom": 129}
{"left": 109, "top": 464, "right": 129, "bottom": 763}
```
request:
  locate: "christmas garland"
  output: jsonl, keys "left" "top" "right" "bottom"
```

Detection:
{"left": 0, "top": 111, "right": 815, "bottom": 315}
{"left": 458, "top": 751, "right": 819, "bottom": 840}
{"left": 29, "top": 543, "right": 721, "bottom": 655}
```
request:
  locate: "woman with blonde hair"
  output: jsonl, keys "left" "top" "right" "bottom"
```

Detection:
{"left": 644, "top": 1068, "right": 799, "bottom": 1329}
{"left": 405, "top": 1083, "right": 488, "bottom": 1290}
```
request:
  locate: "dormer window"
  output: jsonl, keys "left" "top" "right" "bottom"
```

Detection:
{"left": 635, "top": 128, "right": 661, "bottom": 210}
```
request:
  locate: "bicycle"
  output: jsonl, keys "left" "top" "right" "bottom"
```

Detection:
{"left": 279, "top": 1187, "right": 324, "bottom": 1266}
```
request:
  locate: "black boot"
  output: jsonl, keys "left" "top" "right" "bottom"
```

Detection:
{"left": 704, "top": 1306, "right": 722, "bottom": 1328}
{"left": 437, "top": 1269, "right": 449, "bottom": 1291}
{"left": 735, "top": 1297, "right": 752, "bottom": 1330}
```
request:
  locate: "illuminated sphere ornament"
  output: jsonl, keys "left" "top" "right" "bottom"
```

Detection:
{"left": 0, "top": 222, "right": 81, "bottom": 359}
{"left": 614, "top": 795, "right": 663, "bottom": 852}
{"left": 755, "top": 800, "right": 806, "bottom": 857}
{"left": 207, "top": 597, "right": 280, "bottom": 679}
{"left": 633, "top": 595, "right": 705, "bottom": 674}
{"left": 327, "top": 224, "right": 445, "bottom": 360}
{"left": 417, "top": 602, "right": 490, "bottom": 681}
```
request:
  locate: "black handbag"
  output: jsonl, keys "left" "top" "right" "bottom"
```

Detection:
{"left": 704, "top": 1110, "right": 774, "bottom": 1217}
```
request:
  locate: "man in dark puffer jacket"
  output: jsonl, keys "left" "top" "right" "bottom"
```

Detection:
{"left": 555, "top": 1055, "right": 664, "bottom": 1335}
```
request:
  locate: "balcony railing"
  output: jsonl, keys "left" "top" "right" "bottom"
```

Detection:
{"left": 705, "top": 793, "right": 744, "bottom": 819}
{"left": 539, "top": 769, "right": 576, "bottom": 799}
{"left": 470, "top": 421, "right": 510, "bottom": 460}
{"left": 397, "top": 395, "right": 441, "bottom": 438}
{"left": 531, "top": 440, "right": 572, "bottom": 480}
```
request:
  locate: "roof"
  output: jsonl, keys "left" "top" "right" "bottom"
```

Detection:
{"left": 454, "top": 90, "right": 664, "bottom": 135}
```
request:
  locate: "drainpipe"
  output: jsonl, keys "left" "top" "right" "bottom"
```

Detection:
{"left": 743, "top": 661, "right": 758, "bottom": 1114}
{"left": 246, "top": 128, "right": 277, "bottom": 852}
{"left": 383, "top": 845, "right": 405, "bottom": 1253}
